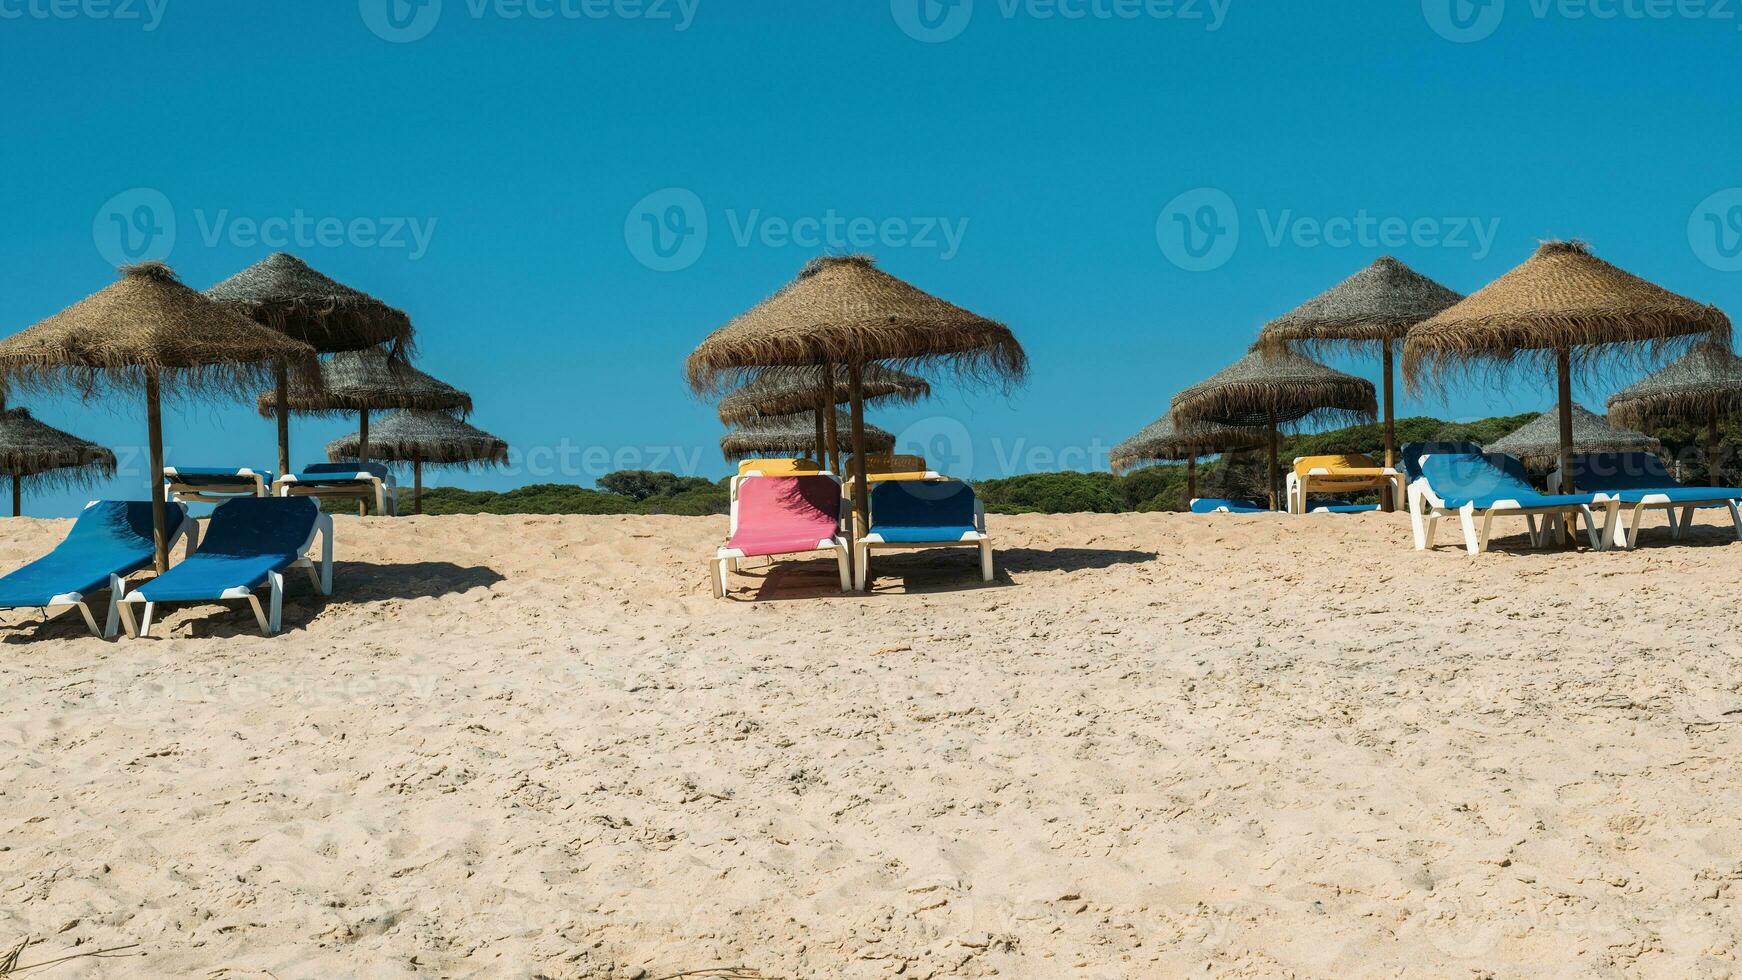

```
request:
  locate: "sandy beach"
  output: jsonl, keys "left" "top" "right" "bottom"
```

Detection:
{"left": 4, "top": 510, "right": 1742, "bottom": 978}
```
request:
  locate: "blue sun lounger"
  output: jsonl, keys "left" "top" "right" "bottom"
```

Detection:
{"left": 1190, "top": 498, "right": 1269, "bottom": 514}
{"left": 854, "top": 479, "right": 992, "bottom": 590}
{"left": 1407, "top": 451, "right": 1619, "bottom": 554}
{"left": 163, "top": 466, "right": 272, "bottom": 504}
{"left": 0, "top": 501, "right": 196, "bottom": 638}
{"left": 275, "top": 461, "right": 398, "bottom": 516}
{"left": 1552, "top": 452, "right": 1742, "bottom": 548}
{"left": 117, "top": 497, "right": 333, "bottom": 637}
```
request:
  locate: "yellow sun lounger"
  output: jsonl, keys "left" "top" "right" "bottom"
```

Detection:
{"left": 843, "top": 454, "right": 940, "bottom": 484}
{"left": 1285, "top": 454, "right": 1404, "bottom": 514}
{"left": 736, "top": 458, "right": 823, "bottom": 478}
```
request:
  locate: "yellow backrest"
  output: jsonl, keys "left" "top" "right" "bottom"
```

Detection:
{"left": 845, "top": 454, "right": 935, "bottom": 482}
{"left": 736, "top": 458, "right": 823, "bottom": 477}
{"left": 1292, "top": 453, "right": 1380, "bottom": 478}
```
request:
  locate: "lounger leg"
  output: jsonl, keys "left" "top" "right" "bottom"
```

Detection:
{"left": 1459, "top": 505, "right": 1480, "bottom": 556}
{"left": 834, "top": 548, "right": 850, "bottom": 592}
{"left": 709, "top": 558, "right": 725, "bottom": 599}
{"left": 248, "top": 594, "right": 270, "bottom": 634}
{"left": 1525, "top": 515, "right": 1542, "bottom": 548}
{"left": 317, "top": 515, "right": 335, "bottom": 595}
{"left": 855, "top": 544, "right": 870, "bottom": 591}
{"left": 101, "top": 573, "right": 125, "bottom": 640}
{"left": 1681, "top": 506, "right": 1697, "bottom": 536}
{"left": 269, "top": 572, "right": 283, "bottom": 634}
{"left": 1626, "top": 504, "right": 1648, "bottom": 551}
{"left": 1425, "top": 515, "right": 1440, "bottom": 549}
{"left": 980, "top": 541, "right": 994, "bottom": 582}
{"left": 725, "top": 558, "right": 739, "bottom": 574}
{"left": 1409, "top": 486, "right": 1428, "bottom": 550}
{"left": 70, "top": 602, "right": 100, "bottom": 638}
{"left": 1478, "top": 510, "right": 1497, "bottom": 554}
{"left": 1729, "top": 501, "right": 1742, "bottom": 541}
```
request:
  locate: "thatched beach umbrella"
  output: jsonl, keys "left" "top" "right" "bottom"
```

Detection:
{"left": 327, "top": 409, "right": 507, "bottom": 515}
{"left": 1486, "top": 404, "right": 1660, "bottom": 472}
{"left": 0, "top": 407, "right": 116, "bottom": 516}
{"left": 1256, "top": 257, "right": 1462, "bottom": 476}
{"left": 1170, "top": 348, "right": 1377, "bottom": 510}
{"left": 208, "top": 253, "right": 414, "bottom": 476}
{"left": 1110, "top": 414, "right": 1265, "bottom": 501}
{"left": 257, "top": 346, "right": 470, "bottom": 490}
{"left": 721, "top": 410, "right": 894, "bottom": 463}
{"left": 1405, "top": 241, "right": 1728, "bottom": 491}
{"left": 1607, "top": 341, "right": 1742, "bottom": 485}
{"left": 687, "top": 255, "right": 1025, "bottom": 587}
{"left": 0, "top": 263, "right": 319, "bottom": 570}
{"left": 718, "top": 364, "right": 929, "bottom": 475}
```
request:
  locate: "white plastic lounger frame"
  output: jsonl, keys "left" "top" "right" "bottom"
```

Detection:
{"left": 39, "top": 501, "right": 200, "bottom": 640}
{"left": 711, "top": 475, "right": 850, "bottom": 598}
{"left": 275, "top": 472, "right": 398, "bottom": 517}
{"left": 117, "top": 512, "right": 334, "bottom": 638}
{"left": 1285, "top": 461, "right": 1404, "bottom": 515}
{"left": 1407, "top": 460, "right": 1619, "bottom": 556}
{"left": 853, "top": 490, "right": 993, "bottom": 591}
{"left": 163, "top": 467, "right": 269, "bottom": 504}
{"left": 1547, "top": 469, "right": 1742, "bottom": 550}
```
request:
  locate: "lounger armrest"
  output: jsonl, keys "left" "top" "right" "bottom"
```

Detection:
{"left": 313, "top": 512, "right": 335, "bottom": 595}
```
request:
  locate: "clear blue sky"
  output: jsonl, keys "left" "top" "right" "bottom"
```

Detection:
{"left": 2, "top": 1, "right": 1739, "bottom": 515}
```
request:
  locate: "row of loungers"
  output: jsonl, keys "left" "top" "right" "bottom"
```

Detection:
{"left": 0, "top": 497, "right": 334, "bottom": 639}
{"left": 165, "top": 463, "right": 398, "bottom": 514}
{"left": 710, "top": 456, "right": 993, "bottom": 598}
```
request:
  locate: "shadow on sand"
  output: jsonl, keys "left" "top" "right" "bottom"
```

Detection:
{"left": 720, "top": 546, "right": 1157, "bottom": 600}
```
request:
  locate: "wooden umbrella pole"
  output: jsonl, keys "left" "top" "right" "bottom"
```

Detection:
{"left": 274, "top": 361, "right": 291, "bottom": 479}
{"left": 414, "top": 451, "right": 424, "bottom": 515}
{"left": 1186, "top": 457, "right": 1197, "bottom": 504}
{"left": 146, "top": 368, "right": 169, "bottom": 573}
{"left": 1709, "top": 411, "right": 1723, "bottom": 487}
{"left": 1556, "top": 347, "right": 1575, "bottom": 494}
{"left": 1382, "top": 337, "right": 1396, "bottom": 512}
{"left": 848, "top": 362, "right": 869, "bottom": 590}
{"left": 823, "top": 374, "right": 842, "bottom": 476}
{"left": 814, "top": 395, "right": 827, "bottom": 468}
{"left": 1267, "top": 410, "right": 1280, "bottom": 512}
{"left": 357, "top": 409, "right": 370, "bottom": 517}
{"left": 10, "top": 474, "right": 19, "bottom": 518}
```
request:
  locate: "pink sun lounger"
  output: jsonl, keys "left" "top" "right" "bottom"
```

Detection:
{"left": 709, "top": 474, "right": 849, "bottom": 598}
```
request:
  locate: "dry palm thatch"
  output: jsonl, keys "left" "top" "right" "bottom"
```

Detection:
{"left": 327, "top": 410, "right": 508, "bottom": 468}
{"left": 0, "top": 407, "right": 116, "bottom": 515}
{"left": 256, "top": 347, "right": 472, "bottom": 418}
{"left": 717, "top": 364, "right": 930, "bottom": 424}
{"left": 1486, "top": 404, "right": 1661, "bottom": 470}
{"left": 206, "top": 252, "right": 413, "bottom": 355}
{"left": 1403, "top": 241, "right": 1729, "bottom": 394}
{"left": 1109, "top": 415, "right": 1265, "bottom": 472}
{"left": 1170, "top": 348, "right": 1377, "bottom": 429}
{"left": 0, "top": 262, "right": 321, "bottom": 397}
{"left": 1257, "top": 256, "right": 1464, "bottom": 353}
{"left": 686, "top": 255, "right": 1026, "bottom": 394}
{"left": 721, "top": 411, "right": 894, "bottom": 461}
{"left": 1607, "top": 340, "right": 1742, "bottom": 429}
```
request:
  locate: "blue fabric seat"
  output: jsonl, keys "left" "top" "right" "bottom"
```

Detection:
{"left": 1308, "top": 503, "right": 1381, "bottom": 514}
{"left": 1409, "top": 452, "right": 1619, "bottom": 554}
{"left": 167, "top": 466, "right": 276, "bottom": 486}
{"left": 276, "top": 460, "right": 397, "bottom": 516}
{"left": 291, "top": 461, "right": 392, "bottom": 483}
{"left": 1400, "top": 441, "right": 1483, "bottom": 486}
{"left": 0, "top": 501, "right": 191, "bottom": 638}
{"left": 119, "top": 497, "right": 333, "bottom": 636}
{"left": 1567, "top": 452, "right": 1742, "bottom": 547}
{"left": 854, "top": 480, "right": 992, "bottom": 589}
{"left": 1190, "top": 498, "right": 1269, "bottom": 514}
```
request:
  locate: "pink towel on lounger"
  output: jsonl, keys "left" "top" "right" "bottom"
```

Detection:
{"left": 728, "top": 476, "right": 841, "bottom": 557}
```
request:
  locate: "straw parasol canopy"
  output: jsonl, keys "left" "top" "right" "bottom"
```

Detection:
{"left": 1110, "top": 414, "right": 1265, "bottom": 502}
{"left": 327, "top": 409, "right": 508, "bottom": 515}
{"left": 0, "top": 262, "right": 321, "bottom": 569}
{"left": 206, "top": 252, "right": 413, "bottom": 353}
{"left": 1171, "top": 348, "right": 1377, "bottom": 510}
{"left": 1486, "top": 404, "right": 1661, "bottom": 471}
{"left": 256, "top": 347, "right": 472, "bottom": 418}
{"left": 208, "top": 252, "right": 415, "bottom": 477}
{"left": 1608, "top": 341, "right": 1742, "bottom": 485}
{"left": 1256, "top": 257, "right": 1463, "bottom": 480}
{"left": 688, "top": 254, "right": 1024, "bottom": 588}
{"left": 721, "top": 411, "right": 894, "bottom": 462}
{"left": 717, "top": 364, "right": 929, "bottom": 424}
{"left": 0, "top": 407, "right": 116, "bottom": 516}
{"left": 1405, "top": 241, "right": 1729, "bottom": 490}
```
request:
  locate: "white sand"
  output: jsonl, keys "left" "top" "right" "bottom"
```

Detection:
{"left": 4, "top": 510, "right": 1742, "bottom": 978}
